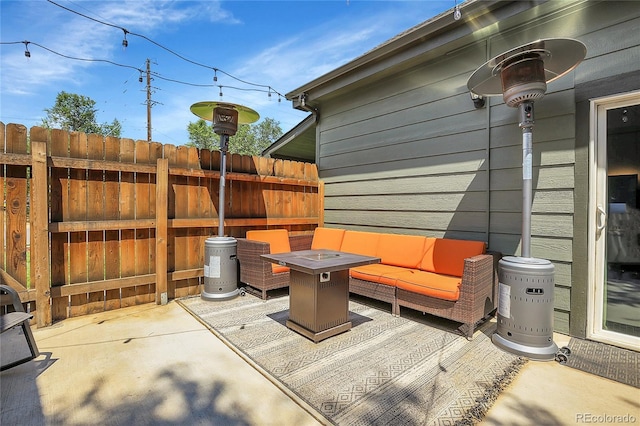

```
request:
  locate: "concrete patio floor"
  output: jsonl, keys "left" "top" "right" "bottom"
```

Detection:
{"left": 1, "top": 300, "right": 638, "bottom": 425}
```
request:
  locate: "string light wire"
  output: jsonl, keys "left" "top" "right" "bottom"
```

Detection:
{"left": 1, "top": 40, "right": 283, "bottom": 102}
{"left": 1, "top": 40, "right": 143, "bottom": 72}
{"left": 45, "top": 0, "right": 284, "bottom": 98}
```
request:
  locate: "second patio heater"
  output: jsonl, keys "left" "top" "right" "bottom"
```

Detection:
{"left": 467, "top": 38, "right": 586, "bottom": 360}
{"left": 190, "top": 101, "right": 259, "bottom": 301}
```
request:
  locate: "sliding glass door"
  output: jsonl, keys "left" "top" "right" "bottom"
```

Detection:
{"left": 590, "top": 91, "right": 640, "bottom": 351}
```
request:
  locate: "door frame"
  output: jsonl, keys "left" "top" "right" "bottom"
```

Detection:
{"left": 587, "top": 89, "right": 640, "bottom": 351}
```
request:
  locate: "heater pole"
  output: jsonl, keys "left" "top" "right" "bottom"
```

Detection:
{"left": 218, "top": 134, "right": 229, "bottom": 237}
{"left": 519, "top": 101, "right": 535, "bottom": 258}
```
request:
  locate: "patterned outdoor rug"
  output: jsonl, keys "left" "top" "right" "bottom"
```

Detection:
{"left": 564, "top": 338, "right": 639, "bottom": 388}
{"left": 178, "top": 294, "right": 526, "bottom": 426}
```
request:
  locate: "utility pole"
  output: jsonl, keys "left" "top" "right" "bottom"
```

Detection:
{"left": 146, "top": 58, "right": 152, "bottom": 142}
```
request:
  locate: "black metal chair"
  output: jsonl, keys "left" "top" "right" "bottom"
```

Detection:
{"left": 1, "top": 284, "right": 40, "bottom": 371}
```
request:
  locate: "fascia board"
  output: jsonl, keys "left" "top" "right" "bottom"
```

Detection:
{"left": 285, "top": 0, "right": 546, "bottom": 103}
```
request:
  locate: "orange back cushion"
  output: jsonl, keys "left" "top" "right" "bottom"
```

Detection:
{"left": 340, "top": 231, "right": 380, "bottom": 257}
{"left": 311, "top": 227, "right": 346, "bottom": 250}
{"left": 376, "top": 233, "right": 426, "bottom": 268}
{"left": 246, "top": 229, "right": 291, "bottom": 254}
{"left": 246, "top": 229, "right": 291, "bottom": 274}
{"left": 419, "top": 237, "right": 437, "bottom": 272}
{"left": 421, "top": 238, "right": 485, "bottom": 277}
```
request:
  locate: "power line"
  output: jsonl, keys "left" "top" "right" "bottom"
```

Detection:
{"left": 45, "top": 0, "right": 285, "bottom": 98}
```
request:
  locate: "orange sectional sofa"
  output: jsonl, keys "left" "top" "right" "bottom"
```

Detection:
{"left": 237, "top": 227, "right": 499, "bottom": 339}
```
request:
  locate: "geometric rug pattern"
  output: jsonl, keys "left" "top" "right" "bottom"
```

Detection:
{"left": 565, "top": 338, "right": 639, "bottom": 389}
{"left": 179, "top": 294, "right": 526, "bottom": 425}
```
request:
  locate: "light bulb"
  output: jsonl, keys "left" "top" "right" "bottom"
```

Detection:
{"left": 454, "top": 6, "right": 461, "bottom": 20}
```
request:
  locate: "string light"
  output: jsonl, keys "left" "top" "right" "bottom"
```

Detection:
{"left": 3, "top": 40, "right": 281, "bottom": 103}
{"left": 1, "top": 40, "right": 144, "bottom": 73}
{"left": 122, "top": 30, "right": 128, "bottom": 48}
{"left": 454, "top": 0, "right": 461, "bottom": 20}
{"left": 45, "top": 0, "right": 285, "bottom": 99}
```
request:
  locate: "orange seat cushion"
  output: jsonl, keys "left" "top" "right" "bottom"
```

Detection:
{"left": 246, "top": 229, "right": 291, "bottom": 273}
{"left": 340, "top": 231, "right": 380, "bottom": 257}
{"left": 420, "top": 238, "right": 485, "bottom": 277}
{"left": 395, "top": 270, "right": 461, "bottom": 301}
{"left": 376, "top": 233, "right": 426, "bottom": 269}
{"left": 311, "top": 227, "right": 346, "bottom": 250}
{"left": 350, "top": 264, "right": 408, "bottom": 286}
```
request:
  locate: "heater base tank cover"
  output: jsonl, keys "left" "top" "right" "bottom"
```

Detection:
{"left": 190, "top": 102, "right": 260, "bottom": 125}
{"left": 466, "top": 38, "right": 586, "bottom": 105}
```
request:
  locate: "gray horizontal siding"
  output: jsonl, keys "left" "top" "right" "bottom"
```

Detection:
{"left": 325, "top": 192, "right": 488, "bottom": 212}
{"left": 313, "top": 0, "right": 640, "bottom": 334}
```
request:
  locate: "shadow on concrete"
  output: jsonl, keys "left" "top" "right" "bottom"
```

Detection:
{"left": 48, "top": 368, "right": 252, "bottom": 426}
{"left": 0, "top": 352, "right": 56, "bottom": 425}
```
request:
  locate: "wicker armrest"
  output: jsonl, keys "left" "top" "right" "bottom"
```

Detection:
{"left": 236, "top": 237, "right": 293, "bottom": 299}
{"left": 289, "top": 233, "right": 313, "bottom": 251}
{"left": 459, "top": 252, "right": 499, "bottom": 316}
{"left": 236, "top": 238, "right": 274, "bottom": 280}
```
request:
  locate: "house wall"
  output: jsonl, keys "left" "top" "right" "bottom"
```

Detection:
{"left": 314, "top": 0, "right": 640, "bottom": 334}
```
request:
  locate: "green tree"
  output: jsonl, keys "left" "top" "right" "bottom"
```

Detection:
{"left": 186, "top": 117, "right": 282, "bottom": 156}
{"left": 186, "top": 119, "right": 217, "bottom": 151}
{"left": 41, "top": 91, "right": 121, "bottom": 137}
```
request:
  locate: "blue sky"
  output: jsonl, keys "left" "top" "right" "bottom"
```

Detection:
{"left": 1, "top": 0, "right": 455, "bottom": 145}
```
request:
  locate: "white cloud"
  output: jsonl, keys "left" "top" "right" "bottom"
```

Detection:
{"left": 233, "top": 10, "right": 406, "bottom": 95}
{"left": 93, "top": 0, "right": 240, "bottom": 32}
{"left": 1, "top": 1, "right": 237, "bottom": 96}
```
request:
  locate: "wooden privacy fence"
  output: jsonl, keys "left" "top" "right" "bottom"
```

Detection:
{"left": 0, "top": 123, "right": 322, "bottom": 327}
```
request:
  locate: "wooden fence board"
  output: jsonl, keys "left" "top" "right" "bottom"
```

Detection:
{"left": 0, "top": 123, "right": 5, "bottom": 285}
{"left": 86, "top": 134, "right": 105, "bottom": 313}
{"left": 5, "top": 124, "right": 28, "bottom": 288}
{"left": 155, "top": 158, "right": 169, "bottom": 304}
{"left": 119, "top": 138, "right": 136, "bottom": 306}
{"left": 135, "top": 140, "right": 153, "bottom": 304}
{"left": 187, "top": 147, "right": 201, "bottom": 295}
{"left": 50, "top": 129, "right": 69, "bottom": 319}
{"left": 0, "top": 123, "right": 5, "bottom": 275}
{"left": 68, "top": 132, "right": 88, "bottom": 317}
{"left": 104, "top": 137, "right": 120, "bottom": 310}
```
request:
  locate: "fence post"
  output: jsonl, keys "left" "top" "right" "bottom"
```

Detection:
{"left": 30, "top": 129, "right": 52, "bottom": 326}
{"left": 318, "top": 181, "right": 325, "bottom": 227}
{"left": 155, "top": 158, "right": 168, "bottom": 305}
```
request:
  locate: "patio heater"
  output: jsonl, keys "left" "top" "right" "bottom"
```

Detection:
{"left": 190, "top": 101, "right": 259, "bottom": 301}
{"left": 467, "top": 38, "right": 586, "bottom": 360}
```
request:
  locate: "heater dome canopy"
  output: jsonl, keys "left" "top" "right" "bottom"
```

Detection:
{"left": 190, "top": 101, "right": 260, "bottom": 124}
{"left": 467, "top": 38, "right": 586, "bottom": 105}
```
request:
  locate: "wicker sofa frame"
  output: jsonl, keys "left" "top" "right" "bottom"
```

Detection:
{"left": 348, "top": 252, "right": 499, "bottom": 339}
{"left": 395, "top": 252, "right": 499, "bottom": 338}
{"left": 236, "top": 234, "right": 312, "bottom": 299}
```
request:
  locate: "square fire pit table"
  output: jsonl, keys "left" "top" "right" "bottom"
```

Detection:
{"left": 261, "top": 249, "right": 380, "bottom": 342}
